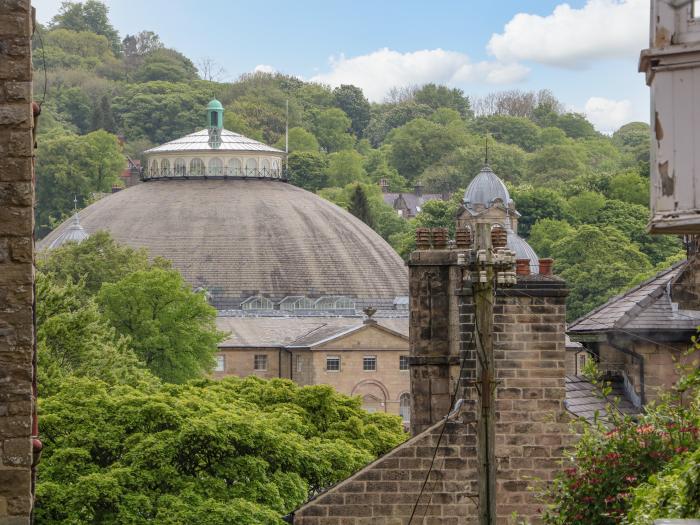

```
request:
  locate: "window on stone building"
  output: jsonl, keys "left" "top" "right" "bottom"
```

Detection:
{"left": 209, "top": 157, "right": 223, "bottom": 176}
{"left": 174, "top": 158, "right": 186, "bottom": 176}
{"left": 160, "top": 159, "right": 170, "bottom": 176}
{"left": 190, "top": 157, "right": 205, "bottom": 176}
{"left": 215, "top": 355, "right": 225, "bottom": 372}
{"left": 254, "top": 354, "right": 268, "bottom": 371}
{"left": 326, "top": 356, "right": 340, "bottom": 372}
{"left": 363, "top": 355, "right": 377, "bottom": 371}
{"left": 399, "top": 393, "right": 411, "bottom": 423}
{"left": 261, "top": 158, "right": 271, "bottom": 175}
{"left": 229, "top": 157, "right": 242, "bottom": 176}
{"left": 399, "top": 355, "right": 409, "bottom": 371}
{"left": 245, "top": 157, "right": 257, "bottom": 175}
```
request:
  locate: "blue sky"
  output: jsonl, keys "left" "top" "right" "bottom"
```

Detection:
{"left": 33, "top": 0, "right": 650, "bottom": 132}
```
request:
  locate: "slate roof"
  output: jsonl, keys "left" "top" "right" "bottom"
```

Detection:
{"left": 565, "top": 375, "right": 640, "bottom": 421}
{"left": 216, "top": 316, "right": 408, "bottom": 348}
{"left": 144, "top": 129, "right": 284, "bottom": 154}
{"left": 382, "top": 192, "right": 445, "bottom": 216}
{"left": 48, "top": 214, "right": 89, "bottom": 249}
{"left": 38, "top": 179, "right": 409, "bottom": 310}
{"left": 463, "top": 165, "right": 510, "bottom": 207}
{"left": 567, "top": 261, "right": 699, "bottom": 335}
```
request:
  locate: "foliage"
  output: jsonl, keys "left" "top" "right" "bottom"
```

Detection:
{"left": 543, "top": 349, "right": 700, "bottom": 525}
{"left": 50, "top": 0, "right": 121, "bottom": 55}
{"left": 287, "top": 151, "right": 328, "bottom": 192}
{"left": 308, "top": 108, "right": 355, "bottom": 152}
{"left": 36, "top": 376, "right": 406, "bottom": 524}
{"left": 274, "top": 126, "right": 319, "bottom": 153}
{"left": 333, "top": 84, "right": 371, "bottom": 137}
{"left": 348, "top": 184, "right": 374, "bottom": 227}
{"left": 413, "top": 83, "right": 471, "bottom": 117}
{"left": 527, "top": 219, "right": 574, "bottom": 259}
{"left": 97, "top": 268, "right": 223, "bottom": 383}
{"left": 325, "top": 150, "right": 367, "bottom": 187}
{"left": 35, "top": 130, "right": 124, "bottom": 236}
{"left": 510, "top": 187, "right": 570, "bottom": 237}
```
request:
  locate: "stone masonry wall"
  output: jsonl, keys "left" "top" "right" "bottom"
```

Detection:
{"left": 0, "top": 1, "right": 35, "bottom": 523}
{"left": 291, "top": 255, "right": 574, "bottom": 524}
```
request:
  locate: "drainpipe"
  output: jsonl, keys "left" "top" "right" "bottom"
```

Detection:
{"left": 608, "top": 336, "right": 646, "bottom": 407}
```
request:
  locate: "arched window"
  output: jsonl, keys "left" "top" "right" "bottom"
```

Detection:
{"left": 241, "top": 296, "right": 274, "bottom": 310}
{"left": 261, "top": 158, "right": 271, "bottom": 176}
{"left": 190, "top": 158, "right": 205, "bottom": 176}
{"left": 399, "top": 393, "right": 411, "bottom": 423}
{"left": 245, "top": 158, "right": 257, "bottom": 176}
{"left": 174, "top": 158, "right": 186, "bottom": 176}
{"left": 208, "top": 157, "right": 223, "bottom": 176}
{"left": 278, "top": 296, "right": 315, "bottom": 311}
{"left": 229, "top": 158, "right": 242, "bottom": 177}
{"left": 160, "top": 159, "right": 170, "bottom": 176}
{"left": 150, "top": 160, "right": 158, "bottom": 176}
{"left": 314, "top": 296, "right": 355, "bottom": 311}
{"left": 271, "top": 159, "right": 280, "bottom": 177}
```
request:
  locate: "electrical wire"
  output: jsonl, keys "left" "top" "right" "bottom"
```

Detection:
{"left": 32, "top": 24, "right": 48, "bottom": 107}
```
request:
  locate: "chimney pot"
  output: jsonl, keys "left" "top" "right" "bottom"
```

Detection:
{"left": 539, "top": 258, "right": 553, "bottom": 276}
{"left": 416, "top": 227, "right": 431, "bottom": 249}
{"left": 431, "top": 227, "right": 448, "bottom": 249}
{"left": 516, "top": 259, "right": 531, "bottom": 276}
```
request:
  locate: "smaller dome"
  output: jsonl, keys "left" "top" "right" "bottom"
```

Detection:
{"left": 464, "top": 166, "right": 510, "bottom": 207}
{"left": 48, "top": 214, "right": 89, "bottom": 249}
{"left": 507, "top": 229, "right": 539, "bottom": 274}
{"left": 207, "top": 99, "right": 223, "bottom": 110}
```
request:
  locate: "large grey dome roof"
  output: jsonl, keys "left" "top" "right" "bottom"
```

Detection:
{"left": 48, "top": 214, "right": 89, "bottom": 249}
{"left": 507, "top": 229, "right": 539, "bottom": 274}
{"left": 38, "top": 180, "right": 408, "bottom": 309}
{"left": 464, "top": 166, "right": 510, "bottom": 207}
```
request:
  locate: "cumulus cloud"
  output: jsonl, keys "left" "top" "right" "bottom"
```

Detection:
{"left": 584, "top": 96, "right": 634, "bottom": 132}
{"left": 311, "top": 48, "right": 529, "bottom": 102}
{"left": 253, "top": 64, "right": 276, "bottom": 74}
{"left": 488, "top": 0, "right": 647, "bottom": 68}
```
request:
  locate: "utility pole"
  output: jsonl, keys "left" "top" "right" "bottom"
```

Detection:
{"left": 469, "top": 223, "right": 515, "bottom": 525}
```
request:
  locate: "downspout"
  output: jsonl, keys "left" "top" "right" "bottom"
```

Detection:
{"left": 608, "top": 336, "right": 646, "bottom": 407}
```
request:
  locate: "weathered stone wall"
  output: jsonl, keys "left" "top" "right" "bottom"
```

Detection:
{"left": 291, "top": 253, "right": 573, "bottom": 524}
{"left": 0, "top": 1, "right": 35, "bottom": 523}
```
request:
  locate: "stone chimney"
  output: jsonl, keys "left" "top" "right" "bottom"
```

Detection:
{"left": 414, "top": 181, "right": 423, "bottom": 197}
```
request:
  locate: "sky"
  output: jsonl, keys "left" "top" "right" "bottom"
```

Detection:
{"left": 32, "top": 0, "right": 652, "bottom": 133}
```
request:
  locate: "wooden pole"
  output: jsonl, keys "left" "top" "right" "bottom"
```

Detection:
{"left": 474, "top": 222, "right": 496, "bottom": 525}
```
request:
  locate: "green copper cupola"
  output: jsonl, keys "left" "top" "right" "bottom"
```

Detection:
{"left": 207, "top": 99, "right": 224, "bottom": 130}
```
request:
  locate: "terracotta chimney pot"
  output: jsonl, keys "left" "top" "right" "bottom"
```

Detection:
{"left": 516, "top": 259, "right": 531, "bottom": 276}
{"left": 539, "top": 258, "right": 553, "bottom": 276}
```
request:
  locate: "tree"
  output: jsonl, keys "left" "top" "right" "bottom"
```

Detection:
{"left": 471, "top": 115, "right": 542, "bottom": 152}
{"left": 38, "top": 231, "right": 168, "bottom": 296}
{"left": 35, "top": 130, "right": 125, "bottom": 236}
{"left": 54, "top": 87, "right": 92, "bottom": 134}
{"left": 309, "top": 108, "right": 355, "bottom": 152}
{"left": 197, "top": 57, "right": 226, "bottom": 82}
{"left": 364, "top": 102, "right": 433, "bottom": 147}
{"left": 348, "top": 184, "right": 374, "bottom": 227}
{"left": 333, "top": 85, "right": 371, "bottom": 138}
{"left": 324, "top": 150, "right": 367, "bottom": 187}
{"left": 274, "top": 127, "right": 319, "bottom": 153}
{"left": 122, "top": 30, "right": 163, "bottom": 58}
{"left": 509, "top": 186, "right": 570, "bottom": 237}
{"left": 525, "top": 144, "right": 587, "bottom": 185}
{"left": 413, "top": 83, "right": 471, "bottom": 117}
{"left": 97, "top": 268, "right": 223, "bottom": 383}
{"left": 133, "top": 48, "right": 199, "bottom": 82}
{"left": 527, "top": 219, "right": 574, "bottom": 258}
{"left": 287, "top": 151, "right": 328, "bottom": 192}
{"left": 42, "top": 28, "right": 113, "bottom": 70}
{"left": 608, "top": 170, "right": 649, "bottom": 206}
{"left": 90, "top": 94, "right": 116, "bottom": 133}
{"left": 554, "top": 112, "right": 599, "bottom": 140}
{"left": 567, "top": 191, "right": 606, "bottom": 224}
{"left": 551, "top": 225, "right": 652, "bottom": 320}
{"left": 50, "top": 0, "right": 121, "bottom": 55}
{"left": 36, "top": 376, "right": 406, "bottom": 523}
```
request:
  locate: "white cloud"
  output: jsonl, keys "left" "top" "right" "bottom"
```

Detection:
{"left": 488, "top": 0, "right": 647, "bottom": 68}
{"left": 253, "top": 64, "right": 276, "bottom": 74}
{"left": 584, "top": 96, "right": 634, "bottom": 132}
{"left": 311, "top": 48, "right": 529, "bottom": 102}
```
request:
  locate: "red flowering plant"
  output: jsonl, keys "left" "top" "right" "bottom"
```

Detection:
{"left": 542, "top": 346, "right": 700, "bottom": 525}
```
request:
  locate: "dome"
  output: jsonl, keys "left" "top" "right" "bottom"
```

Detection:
{"left": 38, "top": 180, "right": 408, "bottom": 309}
{"left": 206, "top": 99, "right": 224, "bottom": 110}
{"left": 144, "top": 129, "right": 283, "bottom": 154}
{"left": 464, "top": 166, "right": 510, "bottom": 207}
{"left": 48, "top": 213, "right": 89, "bottom": 249}
{"left": 507, "top": 229, "right": 540, "bottom": 274}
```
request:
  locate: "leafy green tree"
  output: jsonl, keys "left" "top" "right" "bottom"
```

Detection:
{"left": 36, "top": 376, "right": 406, "bottom": 524}
{"left": 567, "top": 191, "right": 606, "bottom": 224}
{"left": 287, "top": 151, "right": 329, "bottom": 192}
{"left": 578, "top": 138, "right": 623, "bottom": 174}
{"left": 413, "top": 83, "right": 471, "bottom": 117}
{"left": 612, "top": 122, "right": 650, "bottom": 164}
{"left": 122, "top": 30, "right": 163, "bottom": 59}
{"left": 133, "top": 48, "right": 199, "bottom": 82}
{"left": 551, "top": 225, "right": 652, "bottom": 320}
{"left": 274, "top": 126, "right": 319, "bottom": 152}
{"left": 325, "top": 150, "right": 367, "bottom": 187}
{"left": 54, "top": 87, "right": 92, "bottom": 134}
{"left": 539, "top": 126, "right": 569, "bottom": 146}
{"left": 309, "top": 108, "right": 355, "bottom": 152}
{"left": 364, "top": 102, "right": 433, "bottom": 146}
{"left": 525, "top": 144, "right": 587, "bottom": 185}
{"left": 50, "top": 0, "right": 121, "bottom": 55}
{"left": 36, "top": 130, "right": 125, "bottom": 236}
{"left": 97, "top": 268, "right": 223, "bottom": 383}
{"left": 90, "top": 94, "right": 116, "bottom": 133}
{"left": 363, "top": 148, "right": 408, "bottom": 191}
{"left": 554, "top": 112, "right": 598, "bottom": 139}
{"left": 510, "top": 186, "right": 570, "bottom": 237}
{"left": 333, "top": 85, "right": 371, "bottom": 137}
{"left": 386, "top": 118, "right": 467, "bottom": 180}
{"left": 527, "top": 219, "right": 574, "bottom": 258}
{"left": 38, "top": 231, "right": 168, "bottom": 296}
{"left": 41, "top": 28, "right": 113, "bottom": 70}
{"left": 608, "top": 171, "right": 649, "bottom": 206}
{"left": 348, "top": 184, "right": 374, "bottom": 227}
{"left": 471, "top": 115, "right": 542, "bottom": 152}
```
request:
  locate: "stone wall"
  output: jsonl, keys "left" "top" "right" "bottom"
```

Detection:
{"left": 0, "top": 1, "right": 35, "bottom": 523}
{"left": 290, "top": 251, "right": 573, "bottom": 524}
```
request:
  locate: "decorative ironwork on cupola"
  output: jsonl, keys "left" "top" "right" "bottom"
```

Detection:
{"left": 207, "top": 99, "right": 224, "bottom": 149}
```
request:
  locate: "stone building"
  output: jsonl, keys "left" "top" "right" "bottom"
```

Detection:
{"left": 0, "top": 1, "right": 36, "bottom": 522}
{"left": 39, "top": 101, "right": 412, "bottom": 416}
{"left": 288, "top": 168, "right": 574, "bottom": 524}
{"left": 381, "top": 180, "right": 449, "bottom": 219}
